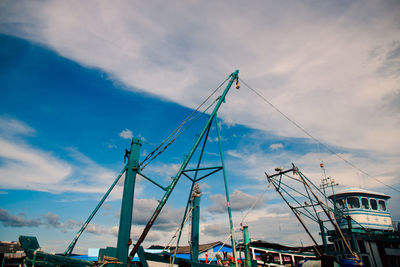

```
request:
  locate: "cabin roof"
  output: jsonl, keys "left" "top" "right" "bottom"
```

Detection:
{"left": 328, "top": 187, "right": 390, "bottom": 199}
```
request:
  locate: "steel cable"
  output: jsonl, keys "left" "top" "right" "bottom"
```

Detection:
{"left": 240, "top": 78, "right": 400, "bottom": 193}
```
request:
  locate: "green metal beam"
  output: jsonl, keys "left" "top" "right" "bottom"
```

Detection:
{"left": 319, "top": 220, "right": 328, "bottom": 253}
{"left": 129, "top": 70, "right": 239, "bottom": 261}
{"left": 137, "top": 246, "right": 149, "bottom": 267}
{"left": 137, "top": 172, "right": 167, "bottom": 191}
{"left": 270, "top": 178, "right": 319, "bottom": 222}
{"left": 215, "top": 115, "right": 238, "bottom": 263}
{"left": 172, "top": 181, "right": 196, "bottom": 262}
{"left": 183, "top": 166, "right": 223, "bottom": 172}
{"left": 268, "top": 176, "right": 323, "bottom": 257}
{"left": 243, "top": 225, "right": 251, "bottom": 267}
{"left": 191, "top": 193, "right": 201, "bottom": 262}
{"left": 175, "top": 122, "right": 212, "bottom": 262}
{"left": 182, "top": 167, "right": 223, "bottom": 182}
{"left": 64, "top": 165, "right": 128, "bottom": 256}
{"left": 182, "top": 172, "right": 195, "bottom": 182}
{"left": 194, "top": 167, "right": 223, "bottom": 182}
{"left": 117, "top": 138, "right": 141, "bottom": 265}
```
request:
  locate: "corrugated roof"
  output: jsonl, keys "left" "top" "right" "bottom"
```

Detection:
{"left": 170, "top": 241, "right": 229, "bottom": 254}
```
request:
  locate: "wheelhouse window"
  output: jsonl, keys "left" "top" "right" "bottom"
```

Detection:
{"left": 361, "top": 197, "right": 369, "bottom": 209}
{"left": 370, "top": 198, "right": 378, "bottom": 210}
{"left": 347, "top": 197, "right": 360, "bottom": 209}
{"left": 378, "top": 200, "right": 386, "bottom": 211}
{"left": 335, "top": 198, "right": 345, "bottom": 209}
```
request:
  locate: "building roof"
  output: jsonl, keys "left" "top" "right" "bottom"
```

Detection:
{"left": 243, "top": 240, "right": 318, "bottom": 254}
{"left": 0, "top": 241, "right": 24, "bottom": 253}
{"left": 170, "top": 241, "right": 230, "bottom": 254}
{"left": 328, "top": 188, "right": 390, "bottom": 199}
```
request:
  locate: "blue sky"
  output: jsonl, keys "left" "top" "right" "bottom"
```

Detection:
{"left": 1, "top": 0, "right": 400, "bottom": 254}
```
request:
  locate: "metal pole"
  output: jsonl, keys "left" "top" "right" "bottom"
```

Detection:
{"left": 268, "top": 176, "right": 322, "bottom": 257}
{"left": 175, "top": 124, "right": 212, "bottom": 259}
{"left": 190, "top": 191, "right": 201, "bottom": 262}
{"left": 64, "top": 165, "right": 128, "bottom": 256}
{"left": 117, "top": 138, "right": 141, "bottom": 265}
{"left": 215, "top": 115, "right": 238, "bottom": 264}
{"left": 318, "top": 220, "right": 328, "bottom": 254}
{"left": 346, "top": 216, "right": 358, "bottom": 253}
{"left": 243, "top": 225, "right": 251, "bottom": 267}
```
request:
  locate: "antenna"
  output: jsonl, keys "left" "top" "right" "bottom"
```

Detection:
{"left": 319, "top": 161, "right": 338, "bottom": 203}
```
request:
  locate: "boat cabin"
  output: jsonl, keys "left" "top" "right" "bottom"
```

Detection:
{"left": 328, "top": 188, "right": 393, "bottom": 231}
{"left": 327, "top": 188, "right": 400, "bottom": 267}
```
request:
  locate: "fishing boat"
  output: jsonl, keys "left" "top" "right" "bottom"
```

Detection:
{"left": 265, "top": 165, "right": 400, "bottom": 267}
{"left": 327, "top": 188, "right": 400, "bottom": 266}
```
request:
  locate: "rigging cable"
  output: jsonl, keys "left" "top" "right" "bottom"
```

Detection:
{"left": 139, "top": 77, "right": 230, "bottom": 169}
{"left": 140, "top": 97, "right": 219, "bottom": 170}
{"left": 240, "top": 178, "right": 273, "bottom": 226}
{"left": 240, "top": 78, "right": 400, "bottom": 193}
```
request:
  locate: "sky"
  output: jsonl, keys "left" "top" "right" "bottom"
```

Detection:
{"left": 1, "top": 0, "right": 400, "bottom": 255}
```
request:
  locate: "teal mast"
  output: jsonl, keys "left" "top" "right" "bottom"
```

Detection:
{"left": 129, "top": 70, "right": 240, "bottom": 260}
{"left": 190, "top": 185, "right": 201, "bottom": 262}
{"left": 242, "top": 225, "right": 251, "bottom": 267}
{"left": 117, "top": 138, "right": 141, "bottom": 265}
{"left": 216, "top": 115, "right": 238, "bottom": 262}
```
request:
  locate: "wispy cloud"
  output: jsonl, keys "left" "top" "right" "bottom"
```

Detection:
{"left": 0, "top": 138, "right": 72, "bottom": 189}
{"left": 0, "top": 116, "right": 122, "bottom": 195}
{"left": 0, "top": 116, "right": 35, "bottom": 137}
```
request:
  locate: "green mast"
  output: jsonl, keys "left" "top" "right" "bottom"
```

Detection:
{"left": 129, "top": 70, "right": 240, "bottom": 260}
{"left": 117, "top": 138, "right": 141, "bottom": 265}
{"left": 216, "top": 115, "right": 238, "bottom": 262}
{"left": 190, "top": 185, "right": 201, "bottom": 262}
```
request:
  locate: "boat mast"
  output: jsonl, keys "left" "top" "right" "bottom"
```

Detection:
{"left": 117, "top": 138, "right": 142, "bottom": 265}
{"left": 129, "top": 70, "right": 240, "bottom": 261}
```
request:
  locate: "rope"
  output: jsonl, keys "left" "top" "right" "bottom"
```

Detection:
{"left": 208, "top": 235, "right": 231, "bottom": 264}
{"left": 139, "top": 77, "right": 229, "bottom": 169}
{"left": 295, "top": 170, "right": 359, "bottom": 260}
{"left": 240, "top": 179, "right": 273, "bottom": 226}
{"left": 163, "top": 207, "right": 193, "bottom": 253}
{"left": 205, "top": 182, "right": 273, "bottom": 266}
{"left": 140, "top": 98, "right": 219, "bottom": 170}
{"left": 99, "top": 256, "right": 123, "bottom": 267}
{"left": 283, "top": 171, "right": 369, "bottom": 232}
{"left": 240, "top": 78, "right": 400, "bottom": 193}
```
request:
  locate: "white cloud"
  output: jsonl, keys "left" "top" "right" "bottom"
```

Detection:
{"left": 1, "top": 0, "right": 399, "bottom": 154}
{"left": 269, "top": 143, "right": 283, "bottom": 150}
{"left": 0, "top": 117, "right": 125, "bottom": 195}
{"left": 0, "top": 138, "right": 72, "bottom": 189}
{"left": 208, "top": 190, "right": 264, "bottom": 214}
{"left": 119, "top": 129, "right": 133, "bottom": 139}
{"left": 0, "top": 116, "right": 35, "bottom": 137}
{"left": 1, "top": 0, "right": 400, "bottom": 248}
{"left": 223, "top": 131, "right": 400, "bottom": 194}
